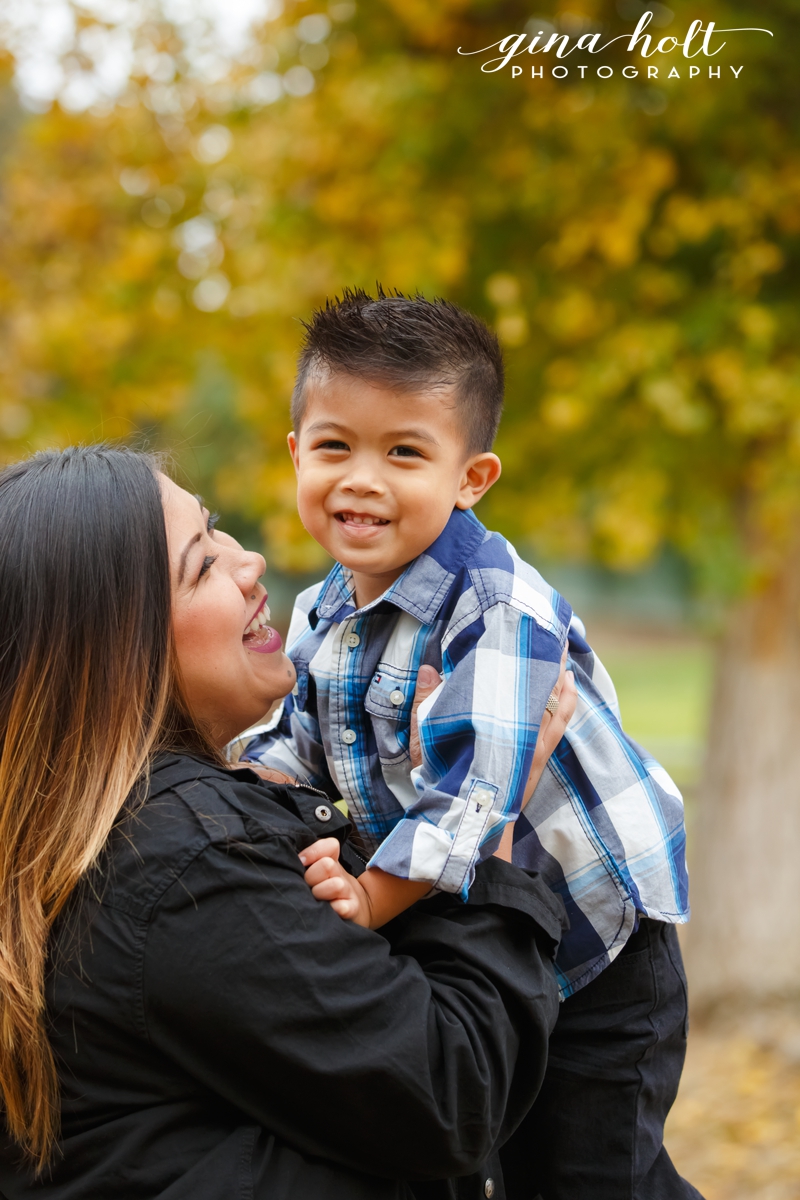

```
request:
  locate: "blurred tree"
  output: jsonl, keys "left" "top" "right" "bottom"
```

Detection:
{"left": 0, "top": 0, "right": 796, "bottom": 1002}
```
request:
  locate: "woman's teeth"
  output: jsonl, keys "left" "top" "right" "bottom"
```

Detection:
{"left": 337, "top": 513, "right": 389, "bottom": 525}
{"left": 244, "top": 603, "right": 271, "bottom": 636}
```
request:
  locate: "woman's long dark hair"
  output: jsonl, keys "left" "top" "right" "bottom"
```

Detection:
{"left": 0, "top": 446, "right": 221, "bottom": 1169}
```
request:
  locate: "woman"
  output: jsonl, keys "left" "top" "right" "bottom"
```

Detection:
{"left": 0, "top": 446, "right": 574, "bottom": 1200}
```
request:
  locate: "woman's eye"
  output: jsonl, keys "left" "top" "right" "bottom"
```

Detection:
{"left": 207, "top": 512, "right": 220, "bottom": 533}
{"left": 389, "top": 445, "right": 422, "bottom": 458}
{"left": 198, "top": 555, "right": 218, "bottom": 580}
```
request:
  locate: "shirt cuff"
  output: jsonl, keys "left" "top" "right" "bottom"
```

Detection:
{"left": 368, "top": 781, "right": 504, "bottom": 900}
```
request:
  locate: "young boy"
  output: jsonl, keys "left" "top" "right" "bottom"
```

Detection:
{"left": 244, "top": 290, "right": 699, "bottom": 1199}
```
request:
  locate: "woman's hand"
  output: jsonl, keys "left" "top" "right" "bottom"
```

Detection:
{"left": 408, "top": 664, "right": 442, "bottom": 767}
{"left": 406, "top": 656, "right": 576, "bottom": 864}
{"left": 523, "top": 647, "right": 576, "bottom": 806}
{"left": 406, "top": 656, "right": 576, "bottom": 863}
{"left": 494, "top": 647, "right": 576, "bottom": 861}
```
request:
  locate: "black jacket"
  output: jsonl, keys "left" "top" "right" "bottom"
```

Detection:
{"left": 0, "top": 754, "right": 564, "bottom": 1200}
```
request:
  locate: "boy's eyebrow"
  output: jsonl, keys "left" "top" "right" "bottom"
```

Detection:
{"left": 305, "top": 420, "right": 350, "bottom": 435}
{"left": 389, "top": 427, "right": 441, "bottom": 445}
{"left": 306, "top": 419, "right": 440, "bottom": 445}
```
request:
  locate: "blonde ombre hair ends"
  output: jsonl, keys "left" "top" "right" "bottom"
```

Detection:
{"left": 0, "top": 447, "right": 218, "bottom": 1169}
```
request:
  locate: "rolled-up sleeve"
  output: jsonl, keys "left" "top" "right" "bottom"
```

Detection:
{"left": 369, "top": 601, "right": 567, "bottom": 898}
{"left": 142, "top": 825, "right": 562, "bottom": 1182}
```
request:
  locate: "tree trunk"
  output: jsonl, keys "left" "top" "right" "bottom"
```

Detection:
{"left": 684, "top": 551, "right": 800, "bottom": 1008}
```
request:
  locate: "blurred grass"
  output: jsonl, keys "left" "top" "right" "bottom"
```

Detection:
{"left": 587, "top": 624, "right": 715, "bottom": 802}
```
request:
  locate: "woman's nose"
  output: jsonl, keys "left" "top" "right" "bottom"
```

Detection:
{"left": 238, "top": 550, "right": 267, "bottom": 596}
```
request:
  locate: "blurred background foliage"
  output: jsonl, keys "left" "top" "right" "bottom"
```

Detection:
{"left": 0, "top": 0, "right": 795, "bottom": 593}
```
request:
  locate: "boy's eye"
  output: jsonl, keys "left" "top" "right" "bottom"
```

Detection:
{"left": 316, "top": 440, "right": 349, "bottom": 451}
{"left": 389, "top": 445, "right": 422, "bottom": 458}
{"left": 198, "top": 555, "right": 218, "bottom": 580}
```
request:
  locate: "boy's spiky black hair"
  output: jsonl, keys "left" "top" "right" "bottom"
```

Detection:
{"left": 291, "top": 287, "right": 504, "bottom": 454}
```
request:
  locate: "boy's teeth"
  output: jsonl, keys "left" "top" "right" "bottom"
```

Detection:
{"left": 344, "top": 513, "right": 387, "bottom": 525}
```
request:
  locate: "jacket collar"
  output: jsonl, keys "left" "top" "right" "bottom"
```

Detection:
{"left": 311, "top": 508, "right": 487, "bottom": 628}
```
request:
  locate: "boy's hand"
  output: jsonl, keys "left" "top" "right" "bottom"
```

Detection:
{"left": 296, "top": 665, "right": 441, "bottom": 930}
{"left": 300, "top": 841, "right": 431, "bottom": 929}
{"left": 299, "top": 837, "right": 372, "bottom": 926}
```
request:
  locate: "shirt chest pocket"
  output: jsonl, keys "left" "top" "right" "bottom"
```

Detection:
{"left": 364, "top": 664, "right": 414, "bottom": 766}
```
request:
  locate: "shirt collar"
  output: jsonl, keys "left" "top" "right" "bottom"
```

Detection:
{"left": 311, "top": 508, "right": 488, "bottom": 627}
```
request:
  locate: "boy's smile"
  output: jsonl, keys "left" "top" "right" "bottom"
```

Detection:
{"left": 288, "top": 372, "right": 501, "bottom": 607}
{"left": 334, "top": 510, "right": 390, "bottom": 537}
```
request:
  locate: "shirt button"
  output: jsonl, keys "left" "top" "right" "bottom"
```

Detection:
{"left": 389, "top": 689, "right": 404, "bottom": 706}
{"left": 314, "top": 805, "right": 332, "bottom": 822}
{"left": 473, "top": 788, "right": 493, "bottom": 806}
{"left": 346, "top": 633, "right": 360, "bottom": 648}
{"left": 342, "top": 729, "right": 357, "bottom": 745}
{"left": 484, "top": 1180, "right": 495, "bottom": 1199}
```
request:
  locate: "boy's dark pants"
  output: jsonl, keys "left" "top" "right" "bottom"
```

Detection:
{"left": 499, "top": 918, "right": 704, "bottom": 1200}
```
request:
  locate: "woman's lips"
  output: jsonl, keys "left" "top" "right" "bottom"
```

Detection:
{"left": 243, "top": 625, "right": 283, "bottom": 654}
{"left": 244, "top": 592, "right": 270, "bottom": 632}
{"left": 242, "top": 594, "right": 281, "bottom": 654}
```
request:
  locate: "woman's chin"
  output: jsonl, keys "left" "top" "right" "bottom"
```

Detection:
{"left": 248, "top": 646, "right": 296, "bottom": 700}
{"left": 276, "top": 651, "right": 296, "bottom": 694}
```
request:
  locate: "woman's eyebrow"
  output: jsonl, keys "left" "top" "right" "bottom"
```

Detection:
{"left": 178, "top": 532, "right": 203, "bottom": 585}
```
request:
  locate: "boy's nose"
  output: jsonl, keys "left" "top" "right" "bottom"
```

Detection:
{"left": 340, "top": 464, "right": 385, "bottom": 496}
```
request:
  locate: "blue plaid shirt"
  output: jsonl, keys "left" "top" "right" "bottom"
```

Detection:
{"left": 245, "top": 507, "right": 690, "bottom": 997}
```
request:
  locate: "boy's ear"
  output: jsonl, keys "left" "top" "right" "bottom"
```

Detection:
{"left": 455, "top": 452, "right": 502, "bottom": 510}
{"left": 287, "top": 431, "right": 300, "bottom": 472}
